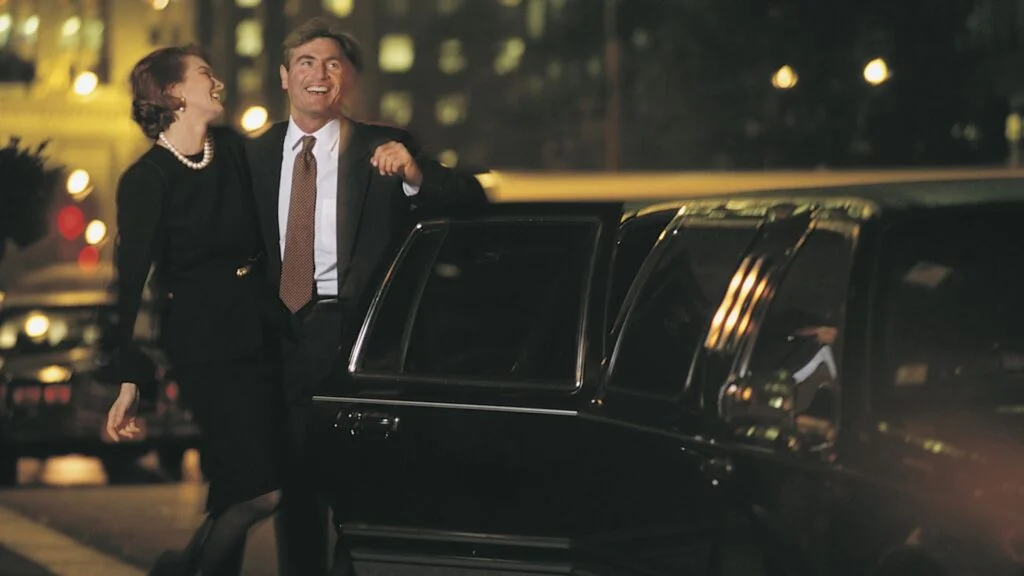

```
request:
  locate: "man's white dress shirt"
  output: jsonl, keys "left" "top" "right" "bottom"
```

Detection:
{"left": 278, "top": 118, "right": 419, "bottom": 297}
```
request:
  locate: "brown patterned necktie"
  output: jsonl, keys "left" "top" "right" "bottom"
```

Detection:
{"left": 280, "top": 135, "right": 318, "bottom": 313}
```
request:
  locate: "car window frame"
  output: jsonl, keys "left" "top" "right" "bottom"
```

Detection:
{"left": 348, "top": 215, "right": 606, "bottom": 392}
{"left": 722, "top": 217, "right": 860, "bottom": 439}
{"left": 603, "top": 215, "right": 764, "bottom": 402}
{"left": 604, "top": 208, "right": 678, "bottom": 341}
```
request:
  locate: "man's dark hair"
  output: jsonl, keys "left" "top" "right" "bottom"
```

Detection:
{"left": 282, "top": 16, "right": 363, "bottom": 72}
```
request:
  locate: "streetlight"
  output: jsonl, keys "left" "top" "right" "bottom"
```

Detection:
{"left": 240, "top": 106, "right": 269, "bottom": 132}
{"left": 66, "top": 169, "right": 91, "bottom": 197}
{"left": 84, "top": 220, "right": 107, "bottom": 246}
{"left": 66, "top": 169, "right": 91, "bottom": 196}
{"left": 772, "top": 65, "right": 798, "bottom": 90}
{"left": 863, "top": 58, "right": 890, "bottom": 86}
{"left": 72, "top": 71, "right": 98, "bottom": 96}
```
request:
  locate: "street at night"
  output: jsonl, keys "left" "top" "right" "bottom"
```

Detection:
{"left": 5, "top": 0, "right": 1024, "bottom": 575}
{"left": 0, "top": 453, "right": 278, "bottom": 576}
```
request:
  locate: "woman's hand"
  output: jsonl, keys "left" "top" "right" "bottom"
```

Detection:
{"left": 106, "top": 382, "right": 141, "bottom": 442}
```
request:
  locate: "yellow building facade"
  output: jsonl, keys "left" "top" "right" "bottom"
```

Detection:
{"left": 0, "top": 0, "right": 196, "bottom": 229}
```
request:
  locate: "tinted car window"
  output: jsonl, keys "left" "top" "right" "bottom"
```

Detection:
{"left": 875, "top": 208, "right": 1024, "bottom": 414}
{"left": 359, "top": 220, "right": 598, "bottom": 385}
{"left": 744, "top": 228, "right": 855, "bottom": 425}
{"left": 607, "top": 221, "right": 759, "bottom": 397}
{"left": 607, "top": 211, "right": 675, "bottom": 333}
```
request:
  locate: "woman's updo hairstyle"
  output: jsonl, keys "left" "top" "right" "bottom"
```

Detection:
{"left": 129, "top": 44, "right": 207, "bottom": 139}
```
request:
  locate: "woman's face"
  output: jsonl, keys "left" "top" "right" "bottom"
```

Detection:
{"left": 170, "top": 55, "right": 224, "bottom": 120}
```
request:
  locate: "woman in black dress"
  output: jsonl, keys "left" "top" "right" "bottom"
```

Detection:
{"left": 104, "top": 45, "right": 286, "bottom": 575}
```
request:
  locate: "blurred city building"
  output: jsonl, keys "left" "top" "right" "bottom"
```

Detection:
{"left": 201, "top": 0, "right": 608, "bottom": 170}
{"left": 0, "top": 0, "right": 196, "bottom": 283}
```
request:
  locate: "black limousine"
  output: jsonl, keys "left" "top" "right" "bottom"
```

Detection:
{"left": 312, "top": 171, "right": 1024, "bottom": 576}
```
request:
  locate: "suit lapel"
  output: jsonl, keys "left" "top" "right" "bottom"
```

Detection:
{"left": 336, "top": 121, "right": 372, "bottom": 278}
{"left": 256, "top": 122, "right": 287, "bottom": 286}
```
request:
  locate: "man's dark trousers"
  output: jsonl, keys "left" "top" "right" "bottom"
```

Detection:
{"left": 275, "top": 298, "right": 351, "bottom": 576}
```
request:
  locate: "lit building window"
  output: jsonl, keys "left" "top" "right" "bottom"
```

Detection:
{"left": 380, "top": 91, "right": 413, "bottom": 126}
{"left": 438, "top": 39, "right": 465, "bottom": 74}
{"left": 237, "top": 66, "right": 263, "bottom": 95}
{"left": 386, "top": 0, "right": 411, "bottom": 16}
{"left": 526, "top": 0, "right": 545, "bottom": 38}
{"left": 23, "top": 14, "right": 40, "bottom": 38}
{"left": 438, "top": 149, "right": 459, "bottom": 167}
{"left": 379, "top": 34, "right": 414, "bottom": 73}
{"left": 435, "top": 93, "right": 467, "bottom": 126}
{"left": 0, "top": 13, "right": 36, "bottom": 81}
{"left": 632, "top": 29, "right": 651, "bottom": 49}
{"left": 527, "top": 74, "right": 544, "bottom": 95}
{"left": 546, "top": 61, "right": 563, "bottom": 80}
{"left": 61, "top": 17, "right": 81, "bottom": 38}
{"left": 0, "top": 14, "right": 11, "bottom": 46}
{"left": 236, "top": 19, "right": 263, "bottom": 57}
{"left": 438, "top": 0, "right": 462, "bottom": 14}
{"left": 236, "top": 0, "right": 262, "bottom": 7}
{"left": 59, "top": 16, "right": 81, "bottom": 49}
{"left": 493, "top": 37, "right": 525, "bottom": 75}
{"left": 82, "top": 20, "right": 104, "bottom": 51}
{"left": 323, "top": 0, "right": 353, "bottom": 17}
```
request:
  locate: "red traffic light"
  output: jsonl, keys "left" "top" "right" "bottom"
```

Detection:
{"left": 56, "top": 205, "right": 86, "bottom": 240}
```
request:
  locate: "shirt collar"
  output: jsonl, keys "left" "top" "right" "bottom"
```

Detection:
{"left": 285, "top": 117, "right": 341, "bottom": 153}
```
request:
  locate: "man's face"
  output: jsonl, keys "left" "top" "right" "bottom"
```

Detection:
{"left": 280, "top": 37, "right": 348, "bottom": 122}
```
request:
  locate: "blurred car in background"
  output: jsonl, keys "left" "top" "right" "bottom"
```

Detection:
{"left": 0, "top": 263, "right": 200, "bottom": 485}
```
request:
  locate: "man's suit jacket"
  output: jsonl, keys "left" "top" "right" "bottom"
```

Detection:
{"left": 246, "top": 119, "right": 486, "bottom": 331}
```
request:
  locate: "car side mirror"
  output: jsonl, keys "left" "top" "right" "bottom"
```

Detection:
{"left": 720, "top": 370, "right": 796, "bottom": 428}
{"left": 719, "top": 370, "right": 836, "bottom": 457}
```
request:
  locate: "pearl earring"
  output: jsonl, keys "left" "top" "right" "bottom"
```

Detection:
{"left": 178, "top": 98, "right": 186, "bottom": 112}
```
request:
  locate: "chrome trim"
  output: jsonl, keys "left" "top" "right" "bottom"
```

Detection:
{"left": 574, "top": 222, "right": 602, "bottom": 390}
{"left": 342, "top": 524, "right": 571, "bottom": 549}
{"left": 312, "top": 395, "right": 578, "bottom": 416}
{"left": 604, "top": 215, "right": 763, "bottom": 396}
{"left": 733, "top": 218, "right": 860, "bottom": 380}
{"left": 348, "top": 222, "right": 431, "bottom": 374}
{"left": 352, "top": 371, "right": 580, "bottom": 391}
{"left": 349, "top": 551, "right": 572, "bottom": 573}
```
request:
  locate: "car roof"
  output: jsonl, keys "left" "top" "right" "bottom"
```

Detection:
{"left": 477, "top": 168, "right": 1024, "bottom": 221}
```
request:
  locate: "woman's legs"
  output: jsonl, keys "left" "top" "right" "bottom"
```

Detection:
{"left": 169, "top": 358, "right": 286, "bottom": 574}
{"left": 195, "top": 489, "right": 281, "bottom": 574}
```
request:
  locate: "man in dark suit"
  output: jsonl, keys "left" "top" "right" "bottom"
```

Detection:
{"left": 246, "top": 16, "right": 486, "bottom": 576}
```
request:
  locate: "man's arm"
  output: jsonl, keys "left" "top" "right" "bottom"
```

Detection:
{"left": 370, "top": 130, "right": 488, "bottom": 206}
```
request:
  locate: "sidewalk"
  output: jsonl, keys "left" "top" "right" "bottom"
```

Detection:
{"left": 0, "top": 545, "right": 54, "bottom": 576}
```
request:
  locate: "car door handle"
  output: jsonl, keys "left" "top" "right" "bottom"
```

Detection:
{"left": 700, "top": 455, "right": 734, "bottom": 486}
{"left": 334, "top": 409, "right": 401, "bottom": 438}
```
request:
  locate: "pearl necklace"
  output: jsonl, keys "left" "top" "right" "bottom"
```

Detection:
{"left": 158, "top": 132, "right": 214, "bottom": 170}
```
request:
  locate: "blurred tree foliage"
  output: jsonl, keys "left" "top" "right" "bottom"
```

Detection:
{"left": 0, "top": 137, "right": 64, "bottom": 264}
